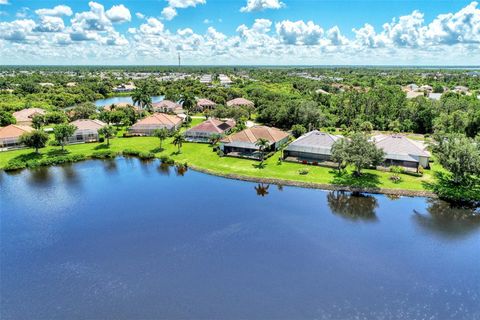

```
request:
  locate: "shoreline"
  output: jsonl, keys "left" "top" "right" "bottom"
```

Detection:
{"left": 188, "top": 164, "right": 438, "bottom": 198}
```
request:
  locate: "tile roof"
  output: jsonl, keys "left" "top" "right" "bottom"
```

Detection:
{"left": 221, "top": 126, "right": 289, "bottom": 144}
{"left": 0, "top": 124, "right": 34, "bottom": 139}
{"left": 70, "top": 119, "right": 107, "bottom": 131}
{"left": 132, "top": 113, "right": 182, "bottom": 127}
{"left": 226, "top": 98, "right": 254, "bottom": 107}
{"left": 12, "top": 108, "right": 46, "bottom": 122}
{"left": 152, "top": 100, "right": 181, "bottom": 110}
{"left": 196, "top": 98, "right": 216, "bottom": 107}
{"left": 187, "top": 118, "right": 235, "bottom": 134}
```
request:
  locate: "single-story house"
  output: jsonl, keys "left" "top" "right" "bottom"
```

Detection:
{"left": 283, "top": 131, "right": 342, "bottom": 163}
{"left": 196, "top": 98, "right": 217, "bottom": 111}
{"left": 226, "top": 98, "right": 254, "bottom": 108}
{"left": 373, "top": 134, "right": 431, "bottom": 170}
{"left": 419, "top": 85, "right": 433, "bottom": 92}
{"left": 428, "top": 93, "right": 442, "bottom": 101}
{"left": 406, "top": 91, "right": 425, "bottom": 99}
{"left": 103, "top": 103, "right": 142, "bottom": 113}
{"left": 220, "top": 126, "right": 289, "bottom": 160}
{"left": 0, "top": 124, "right": 34, "bottom": 150}
{"left": 129, "top": 113, "right": 183, "bottom": 136}
{"left": 185, "top": 118, "right": 236, "bottom": 143}
{"left": 405, "top": 83, "right": 419, "bottom": 91}
{"left": 69, "top": 119, "right": 107, "bottom": 143}
{"left": 113, "top": 83, "right": 136, "bottom": 92}
{"left": 152, "top": 100, "right": 183, "bottom": 114}
{"left": 13, "top": 108, "right": 46, "bottom": 126}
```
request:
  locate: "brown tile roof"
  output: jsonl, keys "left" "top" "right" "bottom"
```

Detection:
{"left": 226, "top": 98, "right": 254, "bottom": 107}
{"left": 70, "top": 119, "right": 107, "bottom": 131}
{"left": 0, "top": 124, "right": 34, "bottom": 139}
{"left": 132, "top": 113, "right": 182, "bottom": 127}
{"left": 103, "top": 103, "right": 141, "bottom": 112}
{"left": 12, "top": 108, "right": 46, "bottom": 122}
{"left": 196, "top": 98, "right": 216, "bottom": 107}
{"left": 221, "top": 126, "right": 289, "bottom": 144}
{"left": 187, "top": 118, "right": 235, "bottom": 134}
{"left": 152, "top": 100, "right": 181, "bottom": 111}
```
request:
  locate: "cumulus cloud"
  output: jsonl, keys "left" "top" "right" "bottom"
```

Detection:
{"left": 34, "top": 16, "right": 65, "bottom": 32}
{"left": 0, "top": 0, "right": 9, "bottom": 5}
{"left": 161, "top": 6, "right": 177, "bottom": 20}
{"left": 71, "top": 1, "right": 111, "bottom": 32}
{"left": 35, "top": 5, "right": 73, "bottom": 17}
{"left": 135, "top": 12, "right": 145, "bottom": 19}
{"left": 240, "top": 0, "right": 285, "bottom": 12}
{"left": 276, "top": 20, "right": 323, "bottom": 45}
{"left": 237, "top": 19, "right": 276, "bottom": 48}
{"left": 162, "top": 0, "right": 206, "bottom": 20}
{"left": 106, "top": 4, "right": 131, "bottom": 23}
{"left": 0, "top": 19, "right": 35, "bottom": 41}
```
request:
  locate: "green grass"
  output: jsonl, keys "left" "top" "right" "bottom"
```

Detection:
{"left": 0, "top": 135, "right": 436, "bottom": 192}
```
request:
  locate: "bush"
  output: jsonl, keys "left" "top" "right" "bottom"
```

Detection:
{"left": 298, "top": 168, "right": 309, "bottom": 175}
{"left": 138, "top": 152, "right": 155, "bottom": 160}
{"left": 98, "top": 137, "right": 105, "bottom": 143}
{"left": 3, "top": 159, "right": 27, "bottom": 171}
{"left": 159, "top": 155, "right": 174, "bottom": 165}
{"left": 389, "top": 174, "right": 402, "bottom": 183}
{"left": 122, "top": 149, "right": 140, "bottom": 156}
{"left": 92, "top": 150, "right": 117, "bottom": 159}
{"left": 418, "top": 165, "right": 424, "bottom": 175}
{"left": 390, "top": 166, "right": 404, "bottom": 174}
{"left": 217, "top": 150, "right": 224, "bottom": 157}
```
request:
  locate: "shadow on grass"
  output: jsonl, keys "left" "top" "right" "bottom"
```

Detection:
{"left": 252, "top": 162, "right": 266, "bottom": 169}
{"left": 46, "top": 149, "right": 69, "bottom": 156}
{"left": 150, "top": 147, "right": 165, "bottom": 153}
{"left": 171, "top": 150, "right": 182, "bottom": 156}
{"left": 10, "top": 152, "right": 42, "bottom": 162}
{"left": 329, "top": 170, "right": 381, "bottom": 189}
{"left": 94, "top": 144, "right": 110, "bottom": 150}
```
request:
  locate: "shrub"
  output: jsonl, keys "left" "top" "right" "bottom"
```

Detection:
{"left": 159, "top": 155, "right": 175, "bottom": 164}
{"left": 389, "top": 174, "right": 402, "bottom": 183}
{"left": 138, "top": 152, "right": 155, "bottom": 160}
{"left": 217, "top": 150, "right": 224, "bottom": 157}
{"left": 418, "top": 165, "right": 424, "bottom": 175}
{"left": 3, "top": 159, "right": 27, "bottom": 171}
{"left": 390, "top": 166, "right": 404, "bottom": 174}
{"left": 92, "top": 150, "right": 117, "bottom": 159}
{"left": 122, "top": 149, "right": 140, "bottom": 156}
{"left": 298, "top": 168, "right": 309, "bottom": 175}
{"left": 98, "top": 137, "right": 105, "bottom": 143}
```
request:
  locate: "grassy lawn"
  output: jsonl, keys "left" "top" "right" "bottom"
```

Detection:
{"left": 0, "top": 134, "right": 436, "bottom": 192}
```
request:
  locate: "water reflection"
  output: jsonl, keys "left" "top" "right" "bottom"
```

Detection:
{"left": 102, "top": 159, "right": 118, "bottom": 173}
{"left": 175, "top": 164, "right": 188, "bottom": 176}
{"left": 254, "top": 183, "right": 270, "bottom": 197}
{"left": 157, "top": 162, "right": 171, "bottom": 175}
{"left": 413, "top": 199, "right": 480, "bottom": 238}
{"left": 327, "top": 191, "right": 378, "bottom": 221}
{"left": 29, "top": 167, "right": 53, "bottom": 186}
{"left": 61, "top": 164, "right": 81, "bottom": 186}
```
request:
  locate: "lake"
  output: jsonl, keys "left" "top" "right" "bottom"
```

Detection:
{"left": 1, "top": 159, "right": 479, "bottom": 319}
{"left": 94, "top": 95, "right": 164, "bottom": 107}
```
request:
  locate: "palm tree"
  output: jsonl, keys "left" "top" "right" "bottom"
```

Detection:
{"left": 132, "top": 86, "right": 152, "bottom": 112}
{"left": 153, "top": 128, "right": 169, "bottom": 149}
{"left": 255, "top": 138, "right": 270, "bottom": 165}
{"left": 172, "top": 132, "right": 186, "bottom": 153}
{"left": 179, "top": 93, "right": 196, "bottom": 114}
{"left": 98, "top": 125, "right": 117, "bottom": 146}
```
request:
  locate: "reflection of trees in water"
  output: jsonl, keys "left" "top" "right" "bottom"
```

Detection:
{"left": 277, "top": 184, "right": 284, "bottom": 191}
{"left": 175, "top": 164, "right": 188, "bottom": 176}
{"left": 157, "top": 162, "right": 171, "bottom": 175}
{"left": 255, "top": 183, "right": 270, "bottom": 197}
{"left": 29, "top": 167, "right": 53, "bottom": 186}
{"left": 61, "top": 164, "right": 81, "bottom": 185}
{"left": 385, "top": 194, "right": 401, "bottom": 201}
{"left": 103, "top": 159, "right": 118, "bottom": 172}
{"left": 413, "top": 199, "right": 480, "bottom": 238}
{"left": 327, "top": 191, "right": 378, "bottom": 221}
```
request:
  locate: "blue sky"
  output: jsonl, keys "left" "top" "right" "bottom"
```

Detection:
{"left": 0, "top": 0, "right": 479, "bottom": 65}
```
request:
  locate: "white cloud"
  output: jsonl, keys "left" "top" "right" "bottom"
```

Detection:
{"left": 326, "top": 26, "right": 348, "bottom": 46}
{"left": 71, "top": 1, "right": 111, "bottom": 32}
{"left": 106, "top": 4, "right": 131, "bottom": 23}
{"left": 237, "top": 19, "right": 276, "bottom": 49}
{"left": 161, "top": 6, "right": 177, "bottom": 20}
{"left": 240, "top": 0, "right": 285, "bottom": 12}
{"left": 0, "top": 19, "right": 35, "bottom": 41}
{"left": 135, "top": 12, "right": 145, "bottom": 19}
{"left": 276, "top": 20, "right": 323, "bottom": 45}
{"left": 203, "top": 18, "right": 211, "bottom": 24}
{"left": 16, "top": 7, "right": 30, "bottom": 18}
{"left": 0, "top": 0, "right": 9, "bottom": 5}
{"left": 35, "top": 5, "right": 73, "bottom": 17}
{"left": 34, "top": 16, "right": 65, "bottom": 32}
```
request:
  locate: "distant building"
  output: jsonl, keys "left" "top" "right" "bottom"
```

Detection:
{"left": 113, "top": 83, "right": 136, "bottom": 92}
{"left": 129, "top": 113, "right": 183, "bottom": 135}
{"left": 419, "top": 85, "right": 433, "bottom": 92}
{"left": 226, "top": 98, "right": 254, "bottom": 108}
{"left": 428, "top": 93, "right": 442, "bottom": 101}
{"left": 220, "top": 126, "right": 289, "bottom": 160}
{"left": 69, "top": 119, "right": 107, "bottom": 143}
{"left": 373, "top": 134, "right": 431, "bottom": 170}
{"left": 406, "top": 91, "right": 424, "bottom": 99}
{"left": 0, "top": 124, "right": 34, "bottom": 150}
{"left": 13, "top": 108, "right": 46, "bottom": 126}
{"left": 405, "top": 83, "right": 419, "bottom": 91}
{"left": 185, "top": 118, "right": 236, "bottom": 143}
{"left": 283, "top": 131, "right": 342, "bottom": 163}
{"left": 103, "top": 103, "right": 141, "bottom": 113}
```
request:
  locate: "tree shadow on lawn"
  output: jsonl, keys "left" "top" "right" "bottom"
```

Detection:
{"left": 94, "top": 144, "right": 110, "bottom": 150}
{"left": 46, "top": 149, "right": 69, "bottom": 156}
{"left": 329, "top": 170, "right": 381, "bottom": 189}
{"left": 150, "top": 147, "right": 164, "bottom": 153}
{"left": 252, "top": 162, "right": 266, "bottom": 169}
{"left": 9, "top": 152, "right": 42, "bottom": 162}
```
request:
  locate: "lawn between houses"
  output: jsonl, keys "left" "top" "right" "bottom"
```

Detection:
{"left": 0, "top": 134, "right": 437, "bottom": 193}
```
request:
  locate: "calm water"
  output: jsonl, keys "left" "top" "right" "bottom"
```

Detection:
{"left": 1, "top": 159, "right": 479, "bottom": 319}
{"left": 94, "top": 95, "right": 164, "bottom": 107}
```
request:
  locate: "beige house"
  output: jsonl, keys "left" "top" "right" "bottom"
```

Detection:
{"left": 226, "top": 98, "right": 254, "bottom": 108}
{"left": 152, "top": 100, "right": 183, "bottom": 114}
{"left": 129, "top": 113, "right": 183, "bottom": 136}
{"left": 196, "top": 98, "right": 217, "bottom": 111}
{"left": 69, "top": 119, "right": 107, "bottom": 143}
{"left": 373, "top": 134, "right": 431, "bottom": 170}
{"left": 220, "top": 126, "right": 289, "bottom": 160}
{"left": 0, "top": 124, "right": 34, "bottom": 150}
{"left": 13, "top": 108, "right": 46, "bottom": 126}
